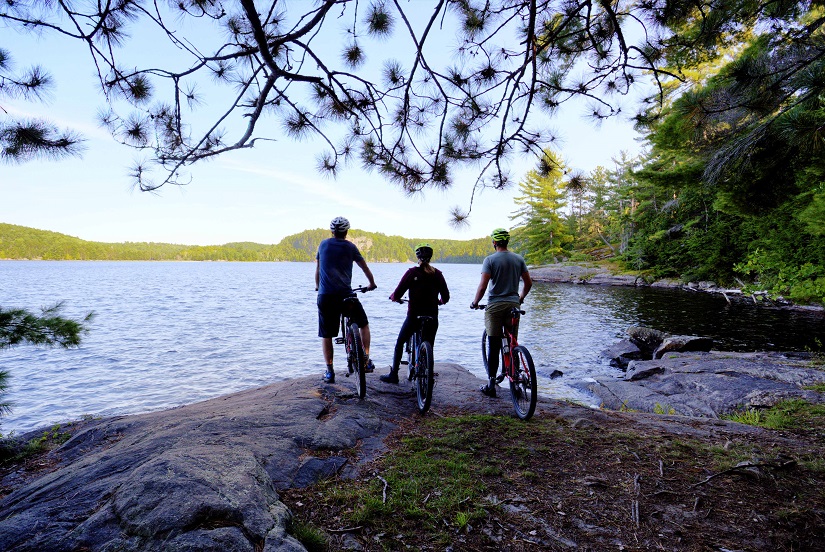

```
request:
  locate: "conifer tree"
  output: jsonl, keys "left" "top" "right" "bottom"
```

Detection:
{"left": 511, "top": 151, "right": 571, "bottom": 264}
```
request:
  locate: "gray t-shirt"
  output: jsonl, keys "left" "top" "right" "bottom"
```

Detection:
{"left": 481, "top": 251, "right": 528, "bottom": 304}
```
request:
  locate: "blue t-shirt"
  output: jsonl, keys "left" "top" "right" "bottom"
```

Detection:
{"left": 316, "top": 238, "right": 364, "bottom": 295}
{"left": 481, "top": 251, "right": 528, "bottom": 304}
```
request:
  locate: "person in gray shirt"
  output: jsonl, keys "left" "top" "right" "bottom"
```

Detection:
{"left": 470, "top": 228, "right": 532, "bottom": 397}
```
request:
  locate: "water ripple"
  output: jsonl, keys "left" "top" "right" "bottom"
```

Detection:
{"left": 2, "top": 260, "right": 822, "bottom": 433}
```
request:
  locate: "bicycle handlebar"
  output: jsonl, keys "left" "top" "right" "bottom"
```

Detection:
{"left": 352, "top": 285, "right": 375, "bottom": 293}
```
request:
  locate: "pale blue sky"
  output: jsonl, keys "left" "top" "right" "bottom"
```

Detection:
{"left": 1, "top": 6, "right": 644, "bottom": 246}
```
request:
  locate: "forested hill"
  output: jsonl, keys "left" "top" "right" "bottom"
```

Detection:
{"left": 0, "top": 223, "right": 489, "bottom": 263}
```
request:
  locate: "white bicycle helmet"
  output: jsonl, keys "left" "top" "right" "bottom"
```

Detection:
{"left": 330, "top": 216, "right": 350, "bottom": 232}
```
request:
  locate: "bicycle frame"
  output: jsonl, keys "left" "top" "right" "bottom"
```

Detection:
{"left": 396, "top": 298, "right": 436, "bottom": 413}
{"left": 474, "top": 303, "right": 536, "bottom": 420}
{"left": 333, "top": 286, "right": 370, "bottom": 399}
{"left": 499, "top": 308, "right": 523, "bottom": 381}
{"left": 405, "top": 315, "right": 435, "bottom": 378}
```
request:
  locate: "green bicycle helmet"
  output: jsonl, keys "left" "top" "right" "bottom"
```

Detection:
{"left": 490, "top": 228, "right": 510, "bottom": 242}
{"left": 415, "top": 242, "right": 433, "bottom": 261}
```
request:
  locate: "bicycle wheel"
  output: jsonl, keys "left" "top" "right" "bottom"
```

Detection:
{"left": 481, "top": 330, "right": 489, "bottom": 373}
{"left": 416, "top": 340, "right": 434, "bottom": 414}
{"left": 510, "top": 345, "right": 537, "bottom": 420}
{"left": 347, "top": 323, "right": 366, "bottom": 400}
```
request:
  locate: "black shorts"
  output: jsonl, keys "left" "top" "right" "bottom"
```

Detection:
{"left": 317, "top": 293, "right": 369, "bottom": 338}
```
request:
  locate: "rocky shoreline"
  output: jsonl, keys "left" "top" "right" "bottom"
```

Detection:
{"left": 530, "top": 263, "right": 825, "bottom": 311}
{"left": 1, "top": 358, "right": 823, "bottom": 550}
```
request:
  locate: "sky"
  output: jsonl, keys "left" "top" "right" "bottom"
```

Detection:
{"left": 1, "top": 5, "right": 645, "bottom": 246}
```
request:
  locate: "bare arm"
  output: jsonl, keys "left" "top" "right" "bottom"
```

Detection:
{"left": 471, "top": 273, "right": 491, "bottom": 308}
{"left": 355, "top": 259, "right": 377, "bottom": 290}
{"left": 519, "top": 271, "right": 532, "bottom": 304}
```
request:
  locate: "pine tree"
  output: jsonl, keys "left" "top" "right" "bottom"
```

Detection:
{"left": 511, "top": 152, "right": 572, "bottom": 264}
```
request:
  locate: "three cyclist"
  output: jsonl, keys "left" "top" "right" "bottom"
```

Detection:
{"left": 470, "top": 228, "right": 532, "bottom": 398}
{"left": 380, "top": 243, "right": 450, "bottom": 384}
{"left": 316, "top": 216, "right": 377, "bottom": 384}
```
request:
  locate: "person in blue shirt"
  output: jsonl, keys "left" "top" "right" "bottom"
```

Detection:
{"left": 315, "top": 216, "right": 377, "bottom": 383}
{"left": 470, "top": 228, "right": 532, "bottom": 397}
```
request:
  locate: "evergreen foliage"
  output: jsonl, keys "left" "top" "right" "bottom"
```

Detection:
{"left": 0, "top": 303, "right": 94, "bottom": 423}
{"left": 0, "top": 303, "right": 93, "bottom": 350}
{"left": 510, "top": 151, "right": 572, "bottom": 264}
{"left": 0, "top": 223, "right": 489, "bottom": 264}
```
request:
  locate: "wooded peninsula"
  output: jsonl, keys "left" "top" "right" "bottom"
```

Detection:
{"left": 0, "top": 223, "right": 489, "bottom": 264}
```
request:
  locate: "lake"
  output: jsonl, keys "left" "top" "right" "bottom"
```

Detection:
{"left": 2, "top": 261, "right": 824, "bottom": 434}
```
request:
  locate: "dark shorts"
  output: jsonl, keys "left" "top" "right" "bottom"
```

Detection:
{"left": 318, "top": 293, "right": 369, "bottom": 338}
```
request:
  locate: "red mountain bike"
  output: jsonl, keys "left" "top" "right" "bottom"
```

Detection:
{"left": 475, "top": 304, "right": 537, "bottom": 420}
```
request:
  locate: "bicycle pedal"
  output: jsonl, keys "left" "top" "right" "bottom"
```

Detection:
{"left": 334, "top": 337, "right": 345, "bottom": 344}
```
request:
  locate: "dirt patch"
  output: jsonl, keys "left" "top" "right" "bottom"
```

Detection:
{"left": 282, "top": 407, "right": 825, "bottom": 551}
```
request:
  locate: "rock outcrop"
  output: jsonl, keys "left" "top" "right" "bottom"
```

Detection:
{"left": 0, "top": 364, "right": 530, "bottom": 552}
{"left": 586, "top": 351, "right": 825, "bottom": 417}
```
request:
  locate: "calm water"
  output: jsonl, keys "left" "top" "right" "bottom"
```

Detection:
{"left": 2, "top": 261, "right": 823, "bottom": 433}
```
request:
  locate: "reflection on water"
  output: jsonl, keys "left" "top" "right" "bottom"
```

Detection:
{"left": 1, "top": 261, "right": 822, "bottom": 433}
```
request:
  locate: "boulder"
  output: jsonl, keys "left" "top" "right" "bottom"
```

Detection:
{"left": 625, "top": 326, "right": 668, "bottom": 357}
{"left": 601, "top": 339, "right": 643, "bottom": 370}
{"left": 586, "top": 351, "right": 825, "bottom": 417}
{"left": 652, "top": 335, "right": 714, "bottom": 359}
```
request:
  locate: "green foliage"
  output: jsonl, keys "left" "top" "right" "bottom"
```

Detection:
{"left": 1, "top": 424, "right": 71, "bottom": 463}
{"left": 0, "top": 223, "right": 489, "bottom": 264}
{"left": 653, "top": 403, "right": 677, "bottom": 415}
{"left": 723, "top": 400, "right": 825, "bottom": 430}
{"left": 1, "top": 304, "right": 94, "bottom": 425}
{"left": 0, "top": 303, "right": 94, "bottom": 350}
{"left": 0, "top": 370, "right": 9, "bottom": 419}
{"left": 510, "top": 151, "right": 573, "bottom": 264}
{"left": 287, "top": 520, "right": 327, "bottom": 552}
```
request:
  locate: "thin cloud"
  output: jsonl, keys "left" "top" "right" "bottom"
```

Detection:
{"left": 220, "top": 158, "right": 387, "bottom": 216}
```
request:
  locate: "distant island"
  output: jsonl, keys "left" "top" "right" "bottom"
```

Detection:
{"left": 0, "top": 223, "right": 489, "bottom": 263}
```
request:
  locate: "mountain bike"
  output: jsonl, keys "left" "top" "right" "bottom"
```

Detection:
{"left": 334, "top": 286, "right": 372, "bottom": 399}
{"left": 474, "top": 304, "right": 537, "bottom": 420}
{"left": 396, "top": 299, "right": 436, "bottom": 413}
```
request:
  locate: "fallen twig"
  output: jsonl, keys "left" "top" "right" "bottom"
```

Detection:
{"left": 326, "top": 526, "right": 363, "bottom": 534}
{"left": 690, "top": 460, "right": 794, "bottom": 488}
{"left": 376, "top": 475, "right": 388, "bottom": 503}
{"left": 632, "top": 473, "right": 641, "bottom": 528}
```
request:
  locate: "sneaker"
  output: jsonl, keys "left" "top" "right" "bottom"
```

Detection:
{"left": 379, "top": 371, "right": 399, "bottom": 384}
{"left": 322, "top": 370, "right": 335, "bottom": 384}
{"left": 363, "top": 359, "right": 375, "bottom": 373}
{"left": 480, "top": 383, "right": 497, "bottom": 398}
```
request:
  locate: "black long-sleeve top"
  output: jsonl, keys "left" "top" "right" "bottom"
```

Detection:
{"left": 390, "top": 265, "right": 450, "bottom": 317}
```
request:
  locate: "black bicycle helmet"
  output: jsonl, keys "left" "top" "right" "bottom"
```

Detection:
{"left": 330, "top": 216, "right": 350, "bottom": 233}
{"left": 415, "top": 242, "right": 433, "bottom": 261}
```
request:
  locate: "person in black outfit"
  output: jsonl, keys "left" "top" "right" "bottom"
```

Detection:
{"left": 380, "top": 243, "right": 450, "bottom": 384}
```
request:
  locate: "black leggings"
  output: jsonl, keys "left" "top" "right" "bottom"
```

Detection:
{"left": 392, "top": 315, "right": 439, "bottom": 371}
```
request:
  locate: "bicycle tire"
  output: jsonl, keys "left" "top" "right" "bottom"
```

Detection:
{"left": 348, "top": 322, "right": 366, "bottom": 400}
{"left": 416, "top": 340, "right": 434, "bottom": 414}
{"left": 406, "top": 334, "right": 417, "bottom": 381}
{"left": 481, "top": 330, "right": 489, "bottom": 373}
{"left": 510, "top": 345, "right": 537, "bottom": 421}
